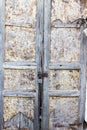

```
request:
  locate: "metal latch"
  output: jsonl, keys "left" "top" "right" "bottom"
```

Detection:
{"left": 38, "top": 72, "right": 48, "bottom": 79}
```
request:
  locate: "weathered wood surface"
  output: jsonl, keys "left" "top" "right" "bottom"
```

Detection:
{"left": 3, "top": 97, "right": 35, "bottom": 129}
{"left": 36, "top": 0, "right": 44, "bottom": 129}
{"left": 50, "top": 28, "right": 80, "bottom": 63}
{"left": 78, "top": 27, "right": 86, "bottom": 122}
{"left": 5, "top": 26, "right": 36, "bottom": 62}
{"left": 51, "top": 0, "right": 82, "bottom": 25}
{"left": 3, "top": 97, "right": 34, "bottom": 122}
{"left": 2, "top": 0, "right": 87, "bottom": 130}
{"left": 4, "top": 112, "right": 34, "bottom": 129}
{"left": 3, "top": 61, "right": 37, "bottom": 69}
{"left": 4, "top": 69, "right": 35, "bottom": 91}
{"left": 49, "top": 97, "right": 79, "bottom": 130}
{"left": 49, "top": 70, "right": 79, "bottom": 90}
{"left": 4, "top": 65, "right": 36, "bottom": 69}
{"left": 49, "top": 90, "right": 80, "bottom": 97}
{"left": 48, "top": 0, "right": 85, "bottom": 130}
{"left": 85, "top": 33, "right": 87, "bottom": 124}
{"left": 5, "top": 0, "right": 36, "bottom": 27}
{"left": 4, "top": 62, "right": 81, "bottom": 70}
{"left": 0, "top": 0, "right": 4, "bottom": 129}
{"left": 4, "top": 61, "right": 37, "bottom": 67}
{"left": 4, "top": 128, "right": 30, "bottom": 130}
{"left": 3, "top": 0, "right": 39, "bottom": 130}
{"left": 41, "top": 0, "right": 51, "bottom": 130}
{"left": 49, "top": 62, "right": 81, "bottom": 70}
{"left": 3, "top": 91, "right": 36, "bottom": 97}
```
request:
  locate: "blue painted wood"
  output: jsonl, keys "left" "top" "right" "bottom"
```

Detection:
{"left": 4, "top": 112, "right": 34, "bottom": 129}
{"left": 78, "top": 26, "right": 87, "bottom": 123}
{"left": 41, "top": 1, "right": 85, "bottom": 130}
{"left": 35, "top": 0, "right": 44, "bottom": 130}
{"left": 0, "top": 0, "right": 4, "bottom": 129}
{"left": 41, "top": 0, "right": 51, "bottom": 130}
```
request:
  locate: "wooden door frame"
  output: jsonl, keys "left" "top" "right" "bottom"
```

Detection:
{"left": 41, "top": 0, "right": 87, "bottom": 130}
{"left": 41, "top": 0, "right": 51, "bottom": 130}
{"left": 36, "top": 0, "right": 44, "bottom": 129}
{"left": 0, "top": 0, "right": 42, "bottom": 129}
{"left": 0, "top": 0, "right": 4, "bottom": 129}
{"left": 0, "top": 0, "right": 87, "bottom": 130}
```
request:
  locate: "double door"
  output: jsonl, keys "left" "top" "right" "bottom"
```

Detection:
{"left": 0, "top": 0, "right": 87, "bottom": 130}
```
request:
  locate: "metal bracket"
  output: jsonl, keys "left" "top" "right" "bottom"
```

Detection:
{"left": 38, "top": 72, "right": 48, "bottom": 79}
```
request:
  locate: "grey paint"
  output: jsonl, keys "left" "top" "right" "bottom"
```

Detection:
{"left": 0, "top": 0, "right": 4, "bottom": 129}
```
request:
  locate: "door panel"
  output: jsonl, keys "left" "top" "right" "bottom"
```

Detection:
{"left": 5, "top": 0, "right": 36, "bottom": 27}
{"left": 4, "top": 0, "right": 37, "bottom": 61}
{"left": 0, "top": 0, "right": 86, "bottom": 130}
{"left": 4, "top": 97, "right": 34, "bottom": 130}
{"left": 49, "top": 70, "right": 80, "bottom": 90}
{"left": 2, "top": 0, "right": 39, "bottom": 130}
{"left": 50, "top": 28, "right": 80, "bottom": 62}
{"left": 50, "top": 0, "right": 82, "bottom": 62}
{"left": 49, "top": 69, "right": 80, "bottom": 130}
{"left": 4, "top": 69, "right": 36, "bottom": 91}
{"left": 49, "top": 97, "right": 79, "bottom": 130}
{"left": 5, "top": 0, "right": 36, "bottom": 62}
{"left": 5, "top": 26, "right": 36, "bottom": 62}
{"left": 51, "top": 0, "right": 81, "bottom": 24}
{"left": 42, "top": 0, "right": 86, "bottom": 130}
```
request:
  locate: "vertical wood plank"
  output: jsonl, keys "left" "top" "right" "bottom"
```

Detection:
{"left": 85, "top": 30, "right": 87, "bottom": 123}
{"left": 78, "top": 26, "right": 86, "bottom": 123}
{"left": 34, "top": 70, "right": 39, "bottom": 130}
{"left": 36, "top": 0, "right": 44, "bottom": 73}
{"left": 0, "top": 0, "right": 4, "bottom": 129}
{"left": 35, "top": 0, "right": 44, "bottom": 130}
{"left": 41, "top": 0, "right": 51, "bottom": 130}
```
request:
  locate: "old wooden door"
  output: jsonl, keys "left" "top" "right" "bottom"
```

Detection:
{"left": 0, "top": 0, "right": 87, "bottom": 130}
{"left": 41, "top": 0, "right": 87, "bottom": 130}
{"left": 0, "top": 0, "right": 40, "bottom": 130}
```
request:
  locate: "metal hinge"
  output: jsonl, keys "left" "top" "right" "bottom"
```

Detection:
{"left": 38, "top": 72, "right": 48, "bottom": 79}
